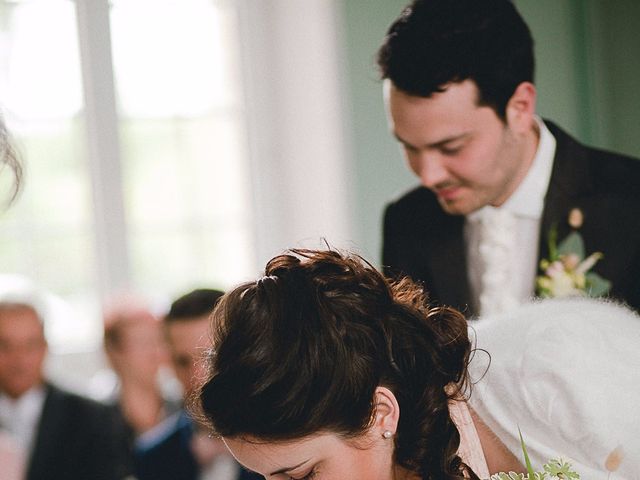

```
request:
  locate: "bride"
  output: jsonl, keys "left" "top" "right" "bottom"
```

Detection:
{"left": 191, "top": 250, "right": 640, "bottom": 480}
{"left": 192, "top": 248, "right": 638, "bottom": 479}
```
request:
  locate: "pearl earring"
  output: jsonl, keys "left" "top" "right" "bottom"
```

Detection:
{"left": 382, "top": 430, "right": 393, "bottom": 439}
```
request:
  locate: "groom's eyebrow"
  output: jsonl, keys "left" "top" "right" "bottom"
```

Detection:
{"left": 394, "top": 131, "right": 469, "bottom": 150}
{"left": 269, "top": 459, "right": 311, "bottom": 476}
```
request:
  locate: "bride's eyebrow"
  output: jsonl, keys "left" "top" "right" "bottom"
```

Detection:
{"left": 269, "top": 459, "right": 311, "bottom": 476}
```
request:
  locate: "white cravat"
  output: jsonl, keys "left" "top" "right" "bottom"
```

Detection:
{"left": 0, "top": 386, "right": 46, "bottom": 478}
{"left": 466, "top": 117, "right": 556, "bottom": 316}
{"left": 470, "top": 207, "right": 519, "bottom": 316}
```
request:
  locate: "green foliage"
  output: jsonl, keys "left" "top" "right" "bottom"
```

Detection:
{"left": 585, "top": 272, "right": 612, "bottom": 297}
{"left": 519, "top": 428, "right": 536, "bottom": 478}
{"left": 557, "top": 231, "right": 585, "bottom": 260}
{"left": 487, "top": 433, "right": 580, "bottom": 480}
{"left": 544, "top": 458, "right": 581, "bottom": 479}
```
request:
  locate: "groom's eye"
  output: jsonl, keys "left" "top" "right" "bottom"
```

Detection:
{"left": 440, "top": 144, "right": 464, "bottom": 156}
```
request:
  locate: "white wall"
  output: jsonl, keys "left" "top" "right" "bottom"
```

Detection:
{"left": 238, "top": 0, "right": 355, "bottom": 270}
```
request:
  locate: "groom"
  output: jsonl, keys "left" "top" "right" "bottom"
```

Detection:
{"left": 379, "top": 0, "right": 640, "bottom": 316}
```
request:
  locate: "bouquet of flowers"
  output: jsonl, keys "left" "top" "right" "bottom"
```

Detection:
{"left": 489, "top": 457, "right": 579, "bottom": 480}
{"left": 488, "top": 430, "right": 625, "bottom": 480}
{"left": 488, "top": 430, "right": 580, "bottom": 480}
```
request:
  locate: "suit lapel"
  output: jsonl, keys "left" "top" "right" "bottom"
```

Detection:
{"left": 539, "top": 121, "right": 593, "bottom": 261}
{"left": 26, "top": 384, "right": 63, "bottom": 480}
{"left": 425, "top": 213, "right": 474, "bottom": 316}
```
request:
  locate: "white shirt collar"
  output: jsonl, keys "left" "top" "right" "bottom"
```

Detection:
{"left": 501, "top": 116, "right": 556, "bottom": 219}
{"left": 0, "top": 385, "right": 46, "bottom": 452}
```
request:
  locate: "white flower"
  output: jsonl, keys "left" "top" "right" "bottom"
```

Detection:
{"left": 560, "top": 254, "right": 580, "bottom": 270}
{"left": 544, "top": 269, "right": 584, "bottom": 297}
{"left": 575, "top": 252, "right": 604, "bottom": 275}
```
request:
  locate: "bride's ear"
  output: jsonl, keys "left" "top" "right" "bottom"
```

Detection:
{"left": 372, "top": 386, "right": 401, "bottom": 438}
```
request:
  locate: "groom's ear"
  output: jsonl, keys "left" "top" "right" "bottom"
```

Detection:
{"left": 372, "top": 386, "right": 400, "bottom": 436}
{"left": 505, "top": 81, "right": 536, "bottom": 134}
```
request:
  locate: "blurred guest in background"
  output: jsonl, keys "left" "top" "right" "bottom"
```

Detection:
{"left": 102, "top": 299, "right": 180, "bottom": 431}
{"left": 135, "top": 288, "right": 260, "bottom": 480}
{"left": 90, "top": 297, "right": 181, "bottom": 457}
{"left": 0, "top": 295, "right": 131, "bottom": 480}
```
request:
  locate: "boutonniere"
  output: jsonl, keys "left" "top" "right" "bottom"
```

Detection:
{"left": 535, "top": 208, "right": 611, "bottom": 299}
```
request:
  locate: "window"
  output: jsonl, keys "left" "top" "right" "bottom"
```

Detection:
{"left": 0, "top": 0, "right": 254, "bottom": 353}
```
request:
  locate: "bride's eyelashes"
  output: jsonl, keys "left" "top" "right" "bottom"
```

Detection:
{"left": 289, "top": 468, "right": 318, "bottom": 480}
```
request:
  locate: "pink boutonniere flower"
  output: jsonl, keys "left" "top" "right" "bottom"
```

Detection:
{"left": 535, "top": 209, "right": 611, "bottom": 299}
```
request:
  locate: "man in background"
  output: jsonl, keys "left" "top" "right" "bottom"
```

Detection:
{"left": 0, "top": 298, "right": 131, "bottom": 480}
{"left": 379, "top": 0, "right": 640, "bottom": 316}
{"left": 135, "top": 288, "right": 260, "bottom": 480}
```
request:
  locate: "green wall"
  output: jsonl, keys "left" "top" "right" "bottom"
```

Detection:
{"left": 339, "top": 0, "right": 414, "bottom": 263}
{"left": 339, "top": 0, "right": 640, "bottom": 265}
{"left": 588, "top": 0, "right": 640, "bottom": 158}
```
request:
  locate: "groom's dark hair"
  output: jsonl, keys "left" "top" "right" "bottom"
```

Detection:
{"left": 377, "top": 0, "right": 534, "bottom": 121}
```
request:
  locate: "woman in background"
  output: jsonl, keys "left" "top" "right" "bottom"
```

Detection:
{"left": 192, "top": 249, "right": 522, "bottom": 479}
{"left": 96, "top": 299, "right": 180, "bottom": 439}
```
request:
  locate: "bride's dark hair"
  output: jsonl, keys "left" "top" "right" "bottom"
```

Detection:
{"left": 194, "top": 249, "right": 478, "bottom": 479}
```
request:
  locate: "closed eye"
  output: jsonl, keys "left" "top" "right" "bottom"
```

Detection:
{"left": 289, "top": 470, "right": 317, "bottom": 480}
{"left": 440, "top": 145, "right": 463, "bottom": 155}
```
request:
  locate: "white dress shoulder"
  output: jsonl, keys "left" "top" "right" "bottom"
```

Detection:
{"left": 468, "top": 298, "right": 640, "bottom": 479}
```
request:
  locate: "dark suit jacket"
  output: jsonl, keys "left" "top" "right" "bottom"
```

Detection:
{"left": 134, "top": 410, "right": 260, "bottom": 480}
{"left": 27, "top": 383, "right": 131, "bottom": 480}
{"left": 382, "top": 120, "right": 640, "bottom": 317}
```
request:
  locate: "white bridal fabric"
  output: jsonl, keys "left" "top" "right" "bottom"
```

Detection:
{"left": 468, "top": 298, "right": 640, "bottom": 479}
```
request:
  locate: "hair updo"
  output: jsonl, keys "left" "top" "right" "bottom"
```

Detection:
{"left": 194, "top": 249, "right": 477, "bottom": 479}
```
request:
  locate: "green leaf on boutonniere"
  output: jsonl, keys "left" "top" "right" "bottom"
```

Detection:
{"left": 557, "top": 231, "right": 585, "bottom": 260}
{"left": 586, "top": 272, "right": 612, "bottom": 297}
